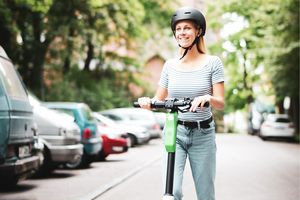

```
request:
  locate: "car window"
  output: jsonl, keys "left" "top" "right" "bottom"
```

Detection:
{"left": 0, "top": 58, "right": 27, "bottom": 100}
{"left": 104, "top": 114, "right": 123, "bottom": 121}
{"left": 275, "top": 118, "right": 290, "bottom": 123}
{"left": 51, "top": 108, "right": 74, "bottom": 118}
{"left": 82, "top": 105, "right": 93, "bottom": 121}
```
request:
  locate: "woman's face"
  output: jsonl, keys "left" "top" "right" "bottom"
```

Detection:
{"left": 175, "top": 20, "right": 199, "bottom": 48}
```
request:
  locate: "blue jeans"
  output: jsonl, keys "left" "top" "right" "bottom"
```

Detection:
{"left": 163, "top": 121, "right": 216, "bottom": 200}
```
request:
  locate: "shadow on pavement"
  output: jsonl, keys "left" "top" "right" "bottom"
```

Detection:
{"left": 0, "top": 183, "right": 37, "bottom": 193}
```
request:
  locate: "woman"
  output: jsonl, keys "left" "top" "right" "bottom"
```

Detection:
{"left": 138, "top": 6, "right": 225, "bottom": 200}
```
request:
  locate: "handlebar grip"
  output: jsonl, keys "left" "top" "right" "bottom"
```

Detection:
{"left": 133, "top": 101, "right": 165, "bottom": 108}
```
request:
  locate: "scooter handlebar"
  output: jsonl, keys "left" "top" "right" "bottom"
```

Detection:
{"left": 133, "top": 98, "right": 209, "bottom": 110}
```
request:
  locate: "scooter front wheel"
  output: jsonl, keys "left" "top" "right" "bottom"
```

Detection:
{"left": 162, "top": 195, "right": 175, "bottom": 200}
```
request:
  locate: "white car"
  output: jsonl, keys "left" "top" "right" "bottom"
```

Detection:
{"left": 101, "top": 108, "right": 162, "bottom": 139}
{"left": 94, "top": 112, "right": 150, "bottom": 147}
{"left": 260, "top": 114, "right": 295, "bottom": 139}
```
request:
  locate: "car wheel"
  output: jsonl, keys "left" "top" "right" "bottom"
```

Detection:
{"left": 258, "top": 131, "right": 267, "bottom": 141}
{"left": 127, "top": 134, "right": 136, "bottom": 147}
{"left": 33, "top": 147, "right": 55, "bottom": 176}
{"left": 97, "top": 150, "right": 108, "bottom": 161}
{"left": 64, "top": 154, "right": 82, "bottom": 169}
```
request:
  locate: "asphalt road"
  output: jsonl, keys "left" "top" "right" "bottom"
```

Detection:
{"left": 96, "top": 134, "right": 300, "bottom": 200}
{"left": 0, "top": 134, "right": 299, "bottom": 200}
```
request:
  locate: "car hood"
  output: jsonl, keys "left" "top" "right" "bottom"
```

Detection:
{"left": 33, "top": 105, "right": 79, "bottom": 134}
{"left": 97, "top": 124, "right": 125, "bottom": 137}
{"left": 114, "top": 123, "right": 147, "bottom": 133}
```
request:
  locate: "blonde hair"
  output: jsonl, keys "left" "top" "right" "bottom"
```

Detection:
{"left": 196, "top": 36, "right": 206, "bottom": 54}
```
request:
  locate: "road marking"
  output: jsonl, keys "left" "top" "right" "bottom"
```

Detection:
{"left": 79, "top": 155, "right": 161, "bottom": 200}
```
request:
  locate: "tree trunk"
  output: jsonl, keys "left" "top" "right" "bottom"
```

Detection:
{"left": 242, "top": 52, "right": 253, "bottom": 103}
{"left": 63, "top": 28, "right": 75, "bottom": 73}
{"left": 84, "top": 39, "right": 94, "bottom": 71}
{"left": 0, "top": 25, "right": 12, "bottom": 56}
{"left": 276, "top": 100, "right": 285, "bottom": 114}
{"left": 30, "top": 12, "right": 50, "bottom": 100}
{"left": 290, "top": 96, "right": 299, "bottom": 136}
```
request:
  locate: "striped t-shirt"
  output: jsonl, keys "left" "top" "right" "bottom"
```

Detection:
{"left": 159, "top": 55, "right": 224, "bottom": 121}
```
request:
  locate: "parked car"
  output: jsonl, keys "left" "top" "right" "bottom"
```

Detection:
{"left": 28, "top": 93, "right": 83, "bottom": 174}
{"left": 153, "top": 112, "right": 166, "bottom": 130}
{"left": 101, "top": 108, "right": 162, "bottom": 139}
{"left": 95, "top": 112, "right": 150, "bottom": 147}
{"left": 43, "top": 102, "right": 102, "bottom": 168}
{"left": 0, "top": 46, "right": 40, "bottom": 186}
{"left": 248, "top": 100, "right": 275, "bottom": 135}
{"left": 259, "top": 114, "right": 295, "bottom": 140}
{"left": 92, "top": 112, "right": 128, "bottom": 160}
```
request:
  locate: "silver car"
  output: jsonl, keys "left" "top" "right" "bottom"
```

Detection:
{"left": 93, "top": 112, "right": 150, "bottom": 147}
{"left": 260, "top": 114, "right": 295, "bottom": 140}
{"left": 100, "top": 108, "right": 162, "bottom": 139}
{"left": 28, "top": 94, "right": 83, "bottom": 174}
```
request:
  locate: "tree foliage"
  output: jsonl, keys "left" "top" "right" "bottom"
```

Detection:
{"left": 207, "top": 0, "right": 299, "bottom": 133}
{"left": 0, "top": 0, "right": 174, "bottom": 110}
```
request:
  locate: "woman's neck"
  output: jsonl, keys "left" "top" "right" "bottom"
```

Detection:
{"left": 179, "top": 45, "right": 205, "bottom": 63}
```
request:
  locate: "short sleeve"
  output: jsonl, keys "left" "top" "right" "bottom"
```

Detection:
{"left": 212, "top": 56, "right": 225, "bottom": 85}
{"left": 158, "top": 60, "right": 169, "bottom": 89}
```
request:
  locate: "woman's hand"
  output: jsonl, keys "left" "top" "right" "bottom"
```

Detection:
{"left": 138, "top": 97, "right": 152, "bottom": 110}
{"left": 189, "top": 95, "right": 211, "bottom": 112}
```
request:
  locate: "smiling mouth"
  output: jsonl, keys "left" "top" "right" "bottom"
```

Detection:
{"left": 179, "top": 38, "right": 190, "bottom": 42}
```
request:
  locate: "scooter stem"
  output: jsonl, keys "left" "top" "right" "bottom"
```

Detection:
{"left": 165, "top": 152, "right": 175, "bottom": 195}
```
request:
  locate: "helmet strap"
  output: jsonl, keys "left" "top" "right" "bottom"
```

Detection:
{"left": 179, "top": 37, "right": 199, "bottom": 60}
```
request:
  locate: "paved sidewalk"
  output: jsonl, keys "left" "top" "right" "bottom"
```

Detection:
{"left": 96, "top": 134, "right": 300, "bottom": 200}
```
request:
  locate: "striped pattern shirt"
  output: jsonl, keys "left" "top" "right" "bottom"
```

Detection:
{"left": 159, "top": 55, "right": 224, "bottom": 121}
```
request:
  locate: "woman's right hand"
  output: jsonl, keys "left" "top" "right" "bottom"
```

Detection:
{"left": 138, "top": 97, "right": 152, "bottom": 110}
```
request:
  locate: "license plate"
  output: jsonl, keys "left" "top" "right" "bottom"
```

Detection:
{"left": 112, "top": 146, "right": 124, "bottom": 152}
{"left": 19, "top": 146, "right": 30, "bottom": 158}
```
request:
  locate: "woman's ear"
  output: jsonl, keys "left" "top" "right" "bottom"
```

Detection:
{"left": 198, "top": 28, "right": 202, "bottom": 37}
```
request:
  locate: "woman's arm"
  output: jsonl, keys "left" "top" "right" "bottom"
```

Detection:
{"left": 210, "top": 82, "right": 225, "bottom": 110}
{"left": 153, "top": 86, "right": 168, "bottom": 101}
{"left": 190, "top": 82, "right": 225, "bottom": 111}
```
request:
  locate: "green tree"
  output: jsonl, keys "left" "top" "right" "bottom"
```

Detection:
{"left": 0, "top": 0, "right": 174, "bottom": 111}
{"left": 207, "top": 0, "right": 299, "bottom": 134}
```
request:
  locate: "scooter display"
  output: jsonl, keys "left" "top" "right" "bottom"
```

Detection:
{"left": 134, "top": 98, "right": 209, "bottom": 200}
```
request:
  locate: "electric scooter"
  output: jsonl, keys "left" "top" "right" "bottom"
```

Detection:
{"left": 134, "top": 98, "right": 209, "bottom": 200}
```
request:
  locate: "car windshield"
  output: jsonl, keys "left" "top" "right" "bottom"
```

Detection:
{"left": 94, "top": 113, "right": 115, "bottom": 126}
{"left": 102, "top": 113, "right": 126, "bottom": 121}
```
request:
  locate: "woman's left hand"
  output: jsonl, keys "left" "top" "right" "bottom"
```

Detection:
{"left": 190, "top": 95, "right": 211, "bottom": 112}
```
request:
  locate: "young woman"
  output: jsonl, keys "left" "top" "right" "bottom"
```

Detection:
{"left": 138, "top": 7, "right": 225, "bottom": 200}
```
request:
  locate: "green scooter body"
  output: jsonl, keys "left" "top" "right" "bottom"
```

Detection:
{"left": 164, "top": 112, "right": 178, "bottom": 153}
